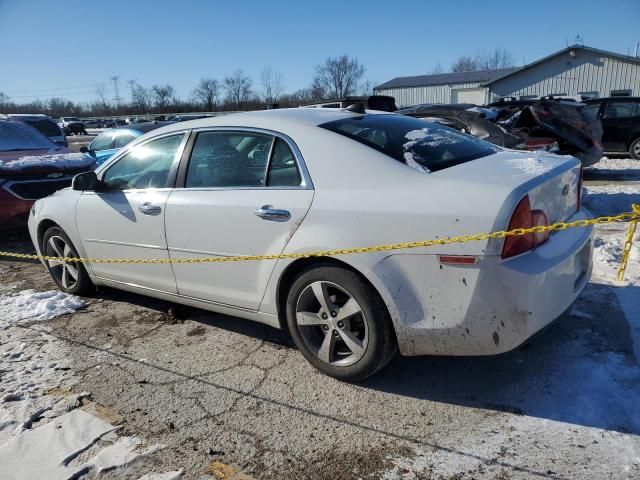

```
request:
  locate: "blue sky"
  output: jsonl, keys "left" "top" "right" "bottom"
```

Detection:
{"left": 1, "top": 0, "right": 638, "bottom": 103}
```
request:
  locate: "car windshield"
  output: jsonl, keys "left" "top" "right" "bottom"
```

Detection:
{"left": 64, "top": 117, "right": 81, "bottom": 121}
{"left": 0, "top": 121, "right": 56, "bottom": 151}
{"left": 22, "top": 119, "right": 62, "bottom": 137}
{"left": 320, "top": 114, "right": 498, "bottom": 173}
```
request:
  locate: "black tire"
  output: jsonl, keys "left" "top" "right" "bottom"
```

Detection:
{"left": 285, "top": 264, "right": 397, "bottom": 381}
{"left": 629, "top": 137, "right": 640, "bottom": 160}
{"left": 42, "top": 226, "right": 93, "bottom": 295}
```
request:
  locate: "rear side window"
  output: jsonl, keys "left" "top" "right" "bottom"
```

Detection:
{"left": 91, "top": 133, "right": 114, "bottom": 151}
{"left": 186, "top": 131, "right": 273, "bottom": 188}
{"left": 268, "top": 138, "right": 301, "bottom": 187}
{"left": 603, "top": 101, "right": 639, "bottom": 119}
{"left": 320, "top": 114, "right": 498, "bottom": 173}
{"left": 113, "top": 133, "right": 135, "bottom": 148}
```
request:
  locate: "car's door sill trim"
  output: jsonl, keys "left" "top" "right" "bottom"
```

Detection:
{"left": 94, "top": 275, "right": 255, "bottom": 313}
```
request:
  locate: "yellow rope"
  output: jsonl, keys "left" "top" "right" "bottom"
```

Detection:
{"left": 617, "top": 204, "right": 640, "bottom": 282}
{"left": 2, "top": 206, "right": 638, "bottom": 276}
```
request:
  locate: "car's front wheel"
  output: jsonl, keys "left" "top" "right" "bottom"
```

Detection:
{"left": 42, "top": 226, "right": 93, "bottom": 295}
{"left": 629, "top": 137, "right": 640, "bottom": 160}
{"left": 286, "top": 264, "right": 397, "bottom": 381}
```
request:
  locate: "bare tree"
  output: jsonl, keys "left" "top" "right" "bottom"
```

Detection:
{"left": 224, "top": 70, "right": 252, "bottom": 109}
{"left": 261, "top": 66, "right": 284, "bottom": 104}
{"left": 478, "top": 47, "right": 515, "bottom": 70}
{"left": 451, "top": 48, "right": 515, "bottom": 72}
{"left": 312, "top": 55, "right": 365, "bottom": 99}
{"left": 93, "top": 83, "right": 110, "bottom": 113}
{"left": 192, "top": 78, "right": 219, "bottom": 111}
{"left": 358, "top": 79, "right": 375, "bottom": 96}
{"left": 0, "top": 92, "right": 10, "bottom": 109}
{"left": 132, "top": 85, "right": 154, "bottom": 112}
{"left": 451, "top": 55, "right": 479, "bottom": 72}
{"left": 431, "top": 63, "right": 444, "bottom": 74}
{"left": 152, "top": 84, "right": 176, "bottom": 111}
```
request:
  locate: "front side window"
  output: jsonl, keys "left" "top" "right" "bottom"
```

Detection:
{"left": 320, "top": 114, "right": 498, "bottom": 173}
{"left": 90, "top": 133, "right": 114, "bottom": 151}
{"left": 102, "top": 134, "right": 184, "bottom": 190}
{"left": 185, "top": 131, "right": 274, "bottom": 188}
{"left": 604, "top": 101, "right": 638, "bottom": 119}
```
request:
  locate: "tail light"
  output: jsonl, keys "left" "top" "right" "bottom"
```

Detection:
{"left": 577, "top": 164, "right": 583, "bottom": 211}
{"left": 502, "top": 195, "right": 549, "bottom": 259}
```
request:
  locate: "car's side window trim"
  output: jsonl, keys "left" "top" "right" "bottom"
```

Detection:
{"left": 173, "top": 126, "right": 313, "bottom": 191}
{"left": 93, "top": 130, "right": 191, "bottom": 193}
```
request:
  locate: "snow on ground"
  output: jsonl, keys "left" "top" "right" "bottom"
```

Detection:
{"left": 0, "top": 290, "right": 170, "bottom": 479}
{"left": 589, "top": 156, "right": 640, "bottom": 171}
{"left": 0, "top": 290, "right": 86, "bottom": 328}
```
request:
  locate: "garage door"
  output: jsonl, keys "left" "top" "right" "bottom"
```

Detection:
{"left": 452, "top": 88, "right": 486, "bottom": 105}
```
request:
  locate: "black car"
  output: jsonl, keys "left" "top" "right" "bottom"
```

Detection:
{"left": 583, "top": 97, "right": 640, "bottom": 159}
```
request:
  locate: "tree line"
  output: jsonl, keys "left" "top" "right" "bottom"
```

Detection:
{"left": 0, "top": 49, "right": 515, "bottom": 117}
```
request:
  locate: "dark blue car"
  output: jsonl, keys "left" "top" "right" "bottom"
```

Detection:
{"left": 81, "top": 122, "right": 174, "bottom": 165}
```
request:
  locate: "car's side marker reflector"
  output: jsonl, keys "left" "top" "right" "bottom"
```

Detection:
{"left": 438, "top": 255, "right": 478, "bottom": 266}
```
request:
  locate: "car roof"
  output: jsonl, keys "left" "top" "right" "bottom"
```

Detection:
{"left": 148, "top": 108, "right": 388, "bottom": 137}
{"left": 111, "top": 121, "right": 175, "bottom": 134}
{"left": 7, "top": 114, "right": 52, "bottom": 119}
{"left": 584, "top": 96, "right": 640, "bottom": 102}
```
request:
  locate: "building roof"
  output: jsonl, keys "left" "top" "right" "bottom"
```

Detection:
{"left": 374, "top": 68, "right": 518, "bottom": 90}
{"left": 484, "top": 45, "right": 640, "bottom": 85}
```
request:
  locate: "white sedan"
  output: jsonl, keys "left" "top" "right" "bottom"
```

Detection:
{"left": 28, "top": 108, "right": 593, "bottom": 381}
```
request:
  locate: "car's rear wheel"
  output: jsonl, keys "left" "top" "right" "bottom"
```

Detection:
{"left": 629, "top": 137, "right": 640, "bottom": 160}
{"left": 42, "top": 226, "right": 93, "bottom": 295}
{"left": 285, "top": 265, "right": 397, "bottom": 381}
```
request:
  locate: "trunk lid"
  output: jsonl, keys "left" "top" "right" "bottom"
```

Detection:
{"left": 435, "top": 150, "right": 581, "bottom": 225}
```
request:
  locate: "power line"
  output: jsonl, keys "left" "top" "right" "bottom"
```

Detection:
{"left": 2, "top": 83, "right": 104, "bottom": 94}
{"left": 8, "top": 88, "right": 116, "bottom": 100}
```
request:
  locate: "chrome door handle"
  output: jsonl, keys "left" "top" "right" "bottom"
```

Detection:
{"left": 254, "top": 205, "right": 290, "bottom": 221}
{"left": 138, "top": 203, "right": 162, "bottom": 215}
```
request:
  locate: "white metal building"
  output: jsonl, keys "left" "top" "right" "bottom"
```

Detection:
{"left": 375, "top": 45, "right": 640, "bottom": 107}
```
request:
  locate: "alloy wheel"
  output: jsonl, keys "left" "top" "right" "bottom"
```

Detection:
{"left": 295, "top": 281, "right": 369, "bottom": 367}
{"left": 45, "top": 236, "right": 80, "bottom": 290}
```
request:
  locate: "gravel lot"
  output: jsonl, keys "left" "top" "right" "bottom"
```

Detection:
{"left": 1, "top": 165, "right": 639, "bottom": 479}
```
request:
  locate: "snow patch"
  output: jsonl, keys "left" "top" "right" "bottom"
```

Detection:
{"left": 0, "top": 290, "right": 86, "bottom": 328}
{"left": 137, "top": 472, "right": 184, "bottom": 480}
{"left": 0, "top": 120, "right": 55, "bottom": 151}
{"left": 505, "top": 156, "right": 554, "bottom": 176}
{"left": 588, "top": 156, "right": 640, "bottom": 171}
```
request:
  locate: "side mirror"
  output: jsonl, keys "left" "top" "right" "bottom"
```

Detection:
{"left": 72, "top": 171, "right": 101, "bottom": 191}
{"left": 79, "top": 146, "right": 89, "bottom": 153}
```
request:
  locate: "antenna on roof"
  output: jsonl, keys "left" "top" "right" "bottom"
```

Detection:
{"left": 344, "top": 102, "right": 366, "bottom": 114}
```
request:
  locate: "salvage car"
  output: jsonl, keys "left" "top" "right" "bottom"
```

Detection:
{"left": 0, "top": 118, "right": 96, "bottom": 227}
{"left": 583, "top": 97, "right": 640, "bottom": 159}
{"left": 80, "top": 122, "right": 174, "bottom": 165}
{"left": 28, "top": 109, "right": 593, "bottom": 380}
{"left": 398, "top": 100, "right": 603, "bottom": 164}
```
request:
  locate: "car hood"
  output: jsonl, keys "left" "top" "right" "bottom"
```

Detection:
{"left": 0, "top": 148, "right": 97, "bottom": 177}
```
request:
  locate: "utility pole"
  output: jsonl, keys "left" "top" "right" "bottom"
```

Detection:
{"left": 127, "top": 79, "right": 137, "bottom": 102}
{"left": 111, "top": 76, "right": 122, "bottom": 108}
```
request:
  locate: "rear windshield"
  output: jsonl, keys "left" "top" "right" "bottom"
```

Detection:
{"left": 320, "top": 114, "right": 498, "bottom": 173}
{"left": 22, "top": 119, "right": 62, "bottom": 137}
{"left": 0, "top": 121, "right": 56, "bottom": 151}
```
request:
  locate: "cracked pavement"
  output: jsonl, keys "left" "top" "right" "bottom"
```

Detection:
{"left": 1, "top": 229, "right": 639, "bottom": 480}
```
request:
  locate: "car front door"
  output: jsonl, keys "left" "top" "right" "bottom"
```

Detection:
{"left": 164, "top": 128, "right": 314, "bottom": 310}
{"left": 76, "top": 132, "right": 188, "bottom": 292}
{"left": 600, "top": 99, "right": 639, "bottom": 152}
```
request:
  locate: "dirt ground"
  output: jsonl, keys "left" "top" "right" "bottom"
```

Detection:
{"left": 1, "top": 221, "right": 639, "bottom": 480}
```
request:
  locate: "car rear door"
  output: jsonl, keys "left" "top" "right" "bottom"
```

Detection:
{"left": 76, "top": 131, "right": 188, "bottom": 292}
{"left": 164, "top": 128, "right": 314, "bottom": 310}
{"left": 600, "top": 99, "right": 639, "bottom": 152}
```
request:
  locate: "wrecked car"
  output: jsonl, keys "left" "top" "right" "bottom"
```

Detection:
{"left": 397, "top": 100, "right": 603, "bottom": 165}
{"left": 0, "top": 118, "right": 96, "bottom": 228}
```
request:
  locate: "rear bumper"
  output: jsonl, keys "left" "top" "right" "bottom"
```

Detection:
{"left": 369, "top": 209, "right": 594, "bottom": 356}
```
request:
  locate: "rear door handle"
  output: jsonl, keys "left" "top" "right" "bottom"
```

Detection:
{"left": 138, "top": 202, "right": 162, "bottom": 215}
{"left": 254, "top": 205, "right": 290, "bottom": 221}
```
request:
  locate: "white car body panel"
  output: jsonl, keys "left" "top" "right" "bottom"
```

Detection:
{"left": 28, "top": 108, "right": 593, "bottom": 357}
